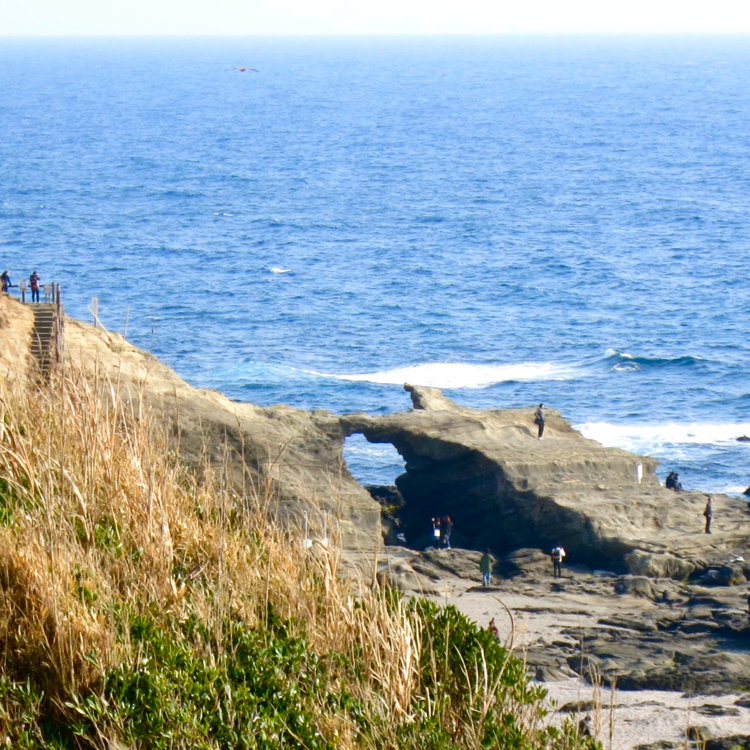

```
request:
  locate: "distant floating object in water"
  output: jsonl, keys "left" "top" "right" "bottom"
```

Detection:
{"left": 737, "top": 435, "right": 750, "bottom": 442}
{"left": 234, "top": 66, "right": 258, "bottom": 72}
{"left": 270, "top": 266, "right": 291, "bottom": 274}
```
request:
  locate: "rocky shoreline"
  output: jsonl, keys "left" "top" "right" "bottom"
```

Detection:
{"left": 380, "top": 545, "right": 750, "bottom": 748}
{"left": 2, "top": 296, "right": 749, "bottom": 748}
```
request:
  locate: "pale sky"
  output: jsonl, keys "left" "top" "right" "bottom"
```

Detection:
{"left": 2, "top": 0, "right": 750, "bottom": 37}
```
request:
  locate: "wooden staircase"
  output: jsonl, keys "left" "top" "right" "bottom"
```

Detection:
{"left": 30, "top": 291, "right": 63, "bottom": 377}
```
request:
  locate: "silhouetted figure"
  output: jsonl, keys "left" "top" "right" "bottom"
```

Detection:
{"left": 431, "top": 517, "right": 441, "bottom": 545}
{"left": 440, "top": 516, "right": 452, "bottom": 548}
{"left": 703, "top": 495, "right": 712, "bottom": 534}
{"left": 551, "top": 545, "right": 566, "bottom": 578}
{"left": 534, "top": 403, "right": 545, "bottom": 439}
{"left": 1, "top": 270, "right": 11, "bottom": 293}
{"left": 665, "top": 471, "right": 683, "bottom": 491}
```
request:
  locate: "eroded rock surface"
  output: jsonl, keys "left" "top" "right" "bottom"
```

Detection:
{"left": 344, "top": 385, "right": 750, "bottom": 576}
{"left": 379, "top": 546, "right": 750, "bottom": 695}
{"left": 61, "top": 318, "right": 383, "bottom": 553}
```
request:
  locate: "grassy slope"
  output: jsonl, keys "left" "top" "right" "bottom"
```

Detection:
{"left": 0, "top": 348, "right": 597, "bottom": 747}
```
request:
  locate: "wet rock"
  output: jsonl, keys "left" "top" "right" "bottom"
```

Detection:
{"left": 715, "top": 564, "right": 748, "bottom": 586}
{"left": 695, "top": 704, "right": 741, "bottom": 717}
{"left": 558, "top": 699, "right": 596, "bottom": 713}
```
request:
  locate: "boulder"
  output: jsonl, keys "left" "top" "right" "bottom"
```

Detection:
{"left": 614, "top": 575, "right": 656, "bottom": 599}
{"left": 624, "top": 550, "right": 695, "bottom": 581}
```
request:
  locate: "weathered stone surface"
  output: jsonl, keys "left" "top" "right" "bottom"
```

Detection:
{"left": 704, "top": 737, "right": 750, "bottom": 750}
{"left": 625, "top": 550, "right": 696, "bottom": 580}
{"left": 0, "top": 297, "right": 383, "bottom": 556}
{"left": 380, "top": 546, "right": 750, "bottom": 695}
{"left": 342, "top": 384, "right": 750, "bottom": 577}
{"left": 64, "top": 319, "right": 384, "bottom": 554}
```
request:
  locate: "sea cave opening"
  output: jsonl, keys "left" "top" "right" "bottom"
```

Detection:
{"left": 342, "top": 433, "right": 409, "bottom": 545}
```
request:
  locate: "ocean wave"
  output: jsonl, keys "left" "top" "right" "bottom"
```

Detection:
{"left": 331, "top": 361, "right": 579, "bottom": 389}
{"left": 602, "top": 349, "right": 704, "bottom": 372}
{"left": 577, "top": 420, "right": 750, "bottom": 451}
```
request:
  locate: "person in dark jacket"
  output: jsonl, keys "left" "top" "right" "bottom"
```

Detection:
{"left": 440, "top": 516, "right": 453, "bottom": 548}
{"left": 534, "top": 403, "right": 545, "bottom": 439}
{"left": 703, "top": 495, "right": 712, "bottom": 534}
{"left": 29, "top": 271, "right": 40, "bottom": 303}
{"left": 666, "top": 471, "right": 683, "bottom": 491}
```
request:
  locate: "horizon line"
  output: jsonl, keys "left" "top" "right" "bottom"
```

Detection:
{"left": 3, "top": 30, "right": 750, "bottom": 39}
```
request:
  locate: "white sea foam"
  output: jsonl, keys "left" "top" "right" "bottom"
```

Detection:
{"left": 331, "top": 361, "right": 578, "bottom": 389}
{"left": 577, "top": 421, "right": 750, "bottom": 451}
{"left": 269, "top": 266, "right": 292, "bottom": 274}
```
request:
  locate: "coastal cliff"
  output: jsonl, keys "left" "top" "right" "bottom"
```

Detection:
{"left": 3, "top": 294, "right": 747, "bottom": 579}
{"left": 2, "top": 295, "right": 750, "bottom": 745}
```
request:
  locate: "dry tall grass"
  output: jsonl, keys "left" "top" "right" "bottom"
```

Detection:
{"left": 0, "top": 365, "right": 588, "bottom": 748}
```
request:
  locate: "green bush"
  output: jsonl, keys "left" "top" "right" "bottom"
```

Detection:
{"left": 6, "top": 599, "right": 599, "bottom": 749}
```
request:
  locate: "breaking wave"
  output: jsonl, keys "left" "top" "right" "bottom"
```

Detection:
{"left": 331, "top": 361, "right": 579, "bottom": 389}
{"left": 577, "top": 420, "right": 750, "bottom": 452}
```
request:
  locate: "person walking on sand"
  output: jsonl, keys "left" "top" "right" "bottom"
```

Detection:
{"left": 551, "top": 545, "right": 566, "bottom": 578}
{"left": 29, "top": 271, "right": 40, "bottom": 303}
{"left": 480, "top": 548, "right": 494, "bottom": 586}
{"left": 703, "top": 495, "right": 713, "bottom": 534}
{"left": 534, "top": 403, "right": 546, "bottom": 439}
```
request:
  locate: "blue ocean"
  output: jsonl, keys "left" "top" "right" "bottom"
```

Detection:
{"left": 2, "top": 35, "right": 749, "bottom": 494}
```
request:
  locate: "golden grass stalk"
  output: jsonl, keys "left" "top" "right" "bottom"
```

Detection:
{"left": 0, "top": 361, "right": 567, "bottom": 748}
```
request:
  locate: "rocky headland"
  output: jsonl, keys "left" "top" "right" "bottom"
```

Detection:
{"left": 3, "top": 294, "right": 749, "bottom": 748}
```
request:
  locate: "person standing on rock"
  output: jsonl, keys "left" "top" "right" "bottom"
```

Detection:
{"left": 480, "top": 548, "right": 494, "bottom": 586}
{"left": 534, "top": 403, "right": 545, "bottom": 439}
{"left": 1, "top": 270, "right": 12, "bottom": 294}
{"left": 550, "top": 545, "right": 566, "bottom": 578}
{"left": 440, "top": 516, "right": 452, "bottom": 548}
{"left": 703, "top": 495, "right": 712, "bottom": 534}
{"left": 431, "top": 517, "right": 441, "bottom": 545}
